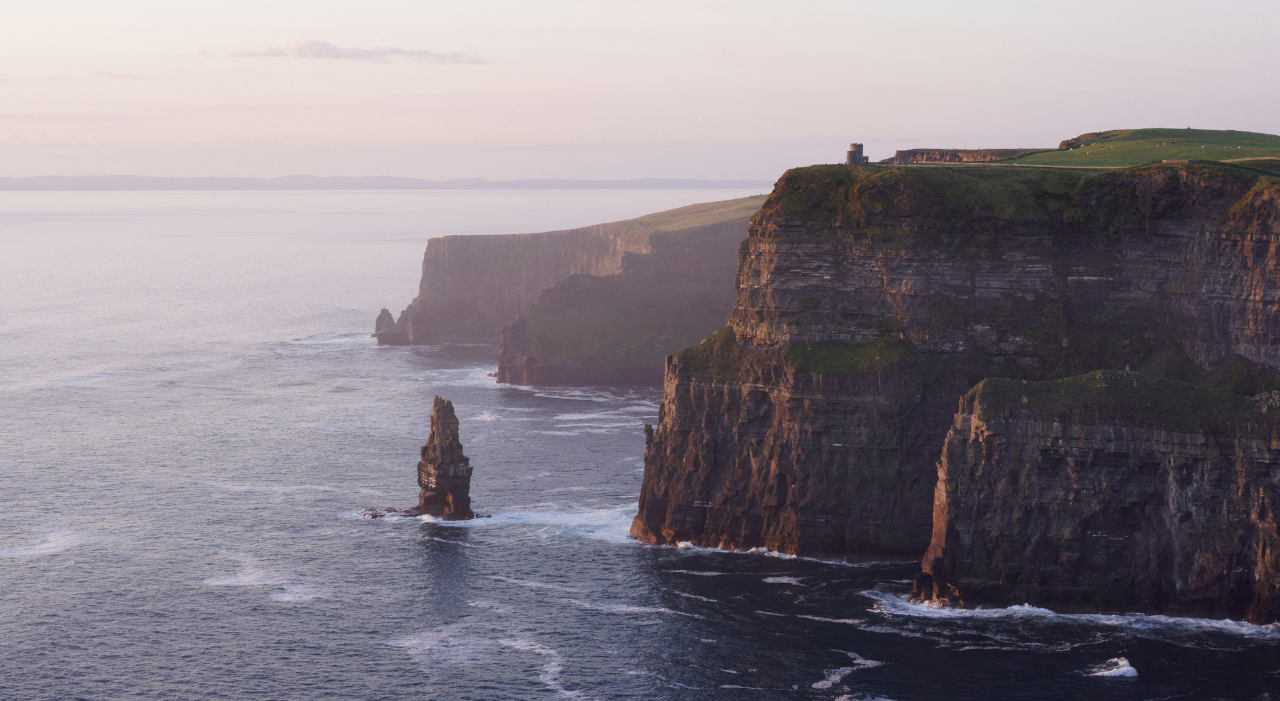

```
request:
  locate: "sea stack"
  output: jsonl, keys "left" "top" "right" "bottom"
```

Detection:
{"left": 412, "top": 396, "right": 475, "bottom": 520}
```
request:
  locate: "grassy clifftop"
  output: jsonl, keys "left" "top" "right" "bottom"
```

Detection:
{"left": 1011, "top": 128, "right": 1280, "bottom": 167}
{"left": 767, "top": 160, "right": 1272, "bottom": 235}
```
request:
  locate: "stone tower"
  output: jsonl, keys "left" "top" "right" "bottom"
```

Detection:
{"left": 846, "top": 143, "right": 869, "bottom": 165}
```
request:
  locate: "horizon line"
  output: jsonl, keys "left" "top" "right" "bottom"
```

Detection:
{"left": 0, "top": 174, "right": 775, "bottom": 192}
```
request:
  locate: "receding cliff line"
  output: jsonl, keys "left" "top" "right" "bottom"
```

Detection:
{"left": 632, "top": 161, "right": 1280, "bottom": 564}
{"left": 911, "top": 372, "right": 1280, "bottom": 623}
{"left": 495, "top": 214, "right": 753, "bottom": 386}
{"left": 376, "top": 196, "right": 764, "bottom": 346}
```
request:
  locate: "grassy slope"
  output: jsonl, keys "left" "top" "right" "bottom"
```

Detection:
{"left": 1011, "top": 128, "right": 1280, "bottom": 167}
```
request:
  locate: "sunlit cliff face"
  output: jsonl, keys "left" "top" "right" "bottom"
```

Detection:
{"left": 2, "top": 0, "right": 1278, "bottom": 179}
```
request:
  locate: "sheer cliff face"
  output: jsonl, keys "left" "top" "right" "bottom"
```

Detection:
{"left": 912, "top": 373, "right": 1280, "bottom": 623}
{"left": 632, "top": 163, "right": 1280, "bottom": 562}
{"left": 379, "top": 196, "right": 766, "bottom": 345}
{"left": 496, "top": 218, "right": 750, "bottom": 387}
{"left": 393, "top": 227, "right": 651, "bottom": 344}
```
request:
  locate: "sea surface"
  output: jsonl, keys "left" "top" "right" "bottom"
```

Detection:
{"left": 1, "top": 189, "right": 1277, "bottom": 700}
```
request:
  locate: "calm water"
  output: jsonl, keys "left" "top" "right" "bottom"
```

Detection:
{"left": 1, "top": 189, "right": 1277, "bottom": 700}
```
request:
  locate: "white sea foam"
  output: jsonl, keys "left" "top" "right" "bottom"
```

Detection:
{"left": 388, "top": 611, "right": 582, "bottom": 698}
{"left": 797, "top": 615, "right": 866, "bottom": 625}
{"left": 564, "top": 599, "right": 702, "bottom": 619}
{"left": 664, "top": 569, "right": 728, "bottom": 576}
{"left": 427, "top": 504, "right": 638, "bottom": 544}
{"left": 1088, "top": 657, "right": 1138, "bottom": 677}
{"left": 204, "top": 552, "right": 332, "bottom": 602}
{"left": 812, "top": 652, "right": 883, "bottom": 689}
{"left": 672, "top": 591, "right": 717, "bottom": 603}
{"left": 763, "top": 576, "right": 802, "bottom": 585}
{"left": 865, "top": 590, "right": 1280, "bottom": 640}
{"left": 0, "top": 529, "right": 111, "bottom": 559}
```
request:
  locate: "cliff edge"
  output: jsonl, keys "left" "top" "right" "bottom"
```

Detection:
{"left": 376, "top": 196, "right": 764, "bottom": 345}
{"left": 632, "top": 161, "right": 1280, "bottom": 563}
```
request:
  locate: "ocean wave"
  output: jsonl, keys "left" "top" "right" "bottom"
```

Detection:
{"left": 763, "top": 576, "right": 802, "bottom": 585}
{"left": 1087, "top": 657, "right": 1138, "bottom": 677}
{"left": 0, "top": 529, "right": 112, "bottom": 559}
{"left": 811, "top": 651, "right": 883, "bottom": 689}
{"left": 865, "top": 591, "right": 1280, "bottom": 640}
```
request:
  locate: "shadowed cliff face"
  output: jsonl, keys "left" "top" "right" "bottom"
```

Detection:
{"left": 633, "top": 162, "right": 1280, "bottom": 565}
{"left": 912, "top": 372, "right": 1280, "bottom": 623}
{"left": 377, "top": 196, "right": 765, "bottom": 345}
{"left": 496, "top": 218, "right": 750, "bottom": 387}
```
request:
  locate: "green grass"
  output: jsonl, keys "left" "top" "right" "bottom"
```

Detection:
{"left": 785, "top": 337, "right": 917, "bottom": 376}
{"left": 675, "top": 326, "right": 751, "bottom": 381}
{"left": 1011, "top": 128, "right": 1280, "bottom": 168}
{"left": 769, "top": 161, "right": 1267, "bottom": 239}
{"left": 972, "top": 370, "right": 1280, "bottom": 435}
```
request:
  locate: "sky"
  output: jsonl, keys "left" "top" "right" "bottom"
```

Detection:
{"left": 1, "top": 0, "right": 1276, "bottom": 180}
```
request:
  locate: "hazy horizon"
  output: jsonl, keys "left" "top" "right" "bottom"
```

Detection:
{"left": 3, "top": 1, "right": 1278, "bottom": 180}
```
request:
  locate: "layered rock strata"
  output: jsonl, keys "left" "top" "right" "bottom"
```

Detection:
{"left": 376, "top": 196, "right": 763, "bottom": 345}
{"left": 632, "top": 162, "right": 1280, "bottom": 563}
{"left": 413, "top": 396, "right": 474, "bottom": 520}
{"left": 911, "top": 372, "right": 1280, "bottom": 623}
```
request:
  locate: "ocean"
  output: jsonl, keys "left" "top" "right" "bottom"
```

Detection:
{"left": 1, "top": 189, "right": 1276, "bottom": 700}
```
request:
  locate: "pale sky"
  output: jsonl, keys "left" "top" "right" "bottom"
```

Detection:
{"left": 1, "top": 0, "right": 1276, "bottom": 179}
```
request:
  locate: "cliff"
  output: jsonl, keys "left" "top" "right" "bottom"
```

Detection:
{"left": 413, "top": 396, "right": 474, "bottom": 520}
{"left": 495, "top": 213, "right": 754, "bottom": 386}
{"left": 632, "top": 161, "right": 1280, "bottom": 563}
{"left": 376, "top": 196, "right": 764, "bottom": 345}
{"left": 911, "top": 371, "right": 1280, "bottom": 623}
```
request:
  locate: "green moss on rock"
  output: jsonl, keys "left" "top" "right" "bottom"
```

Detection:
{"left": 972, "top": 370, "right": 1280, "bottom": 436}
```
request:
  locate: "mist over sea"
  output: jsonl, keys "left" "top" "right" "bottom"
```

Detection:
{"left": 1, "top": 189, "right": 1276, "bottom": 700}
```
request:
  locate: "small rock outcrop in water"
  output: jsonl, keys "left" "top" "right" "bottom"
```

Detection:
{"left": 363, "top": 396, "right": 474, "bottom": 521}
{"left": 373, "top": 307, "right": 410, "bottom": 346}
{"left": 910, "top": 372, "right": 1280, "bottom": 623}
{"left": 413, "top": 397, "right": 474, "bottom": 520}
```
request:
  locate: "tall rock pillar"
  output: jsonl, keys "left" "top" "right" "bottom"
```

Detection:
{"left": 414, "top": 396, "right": 475, "bottom": 520}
